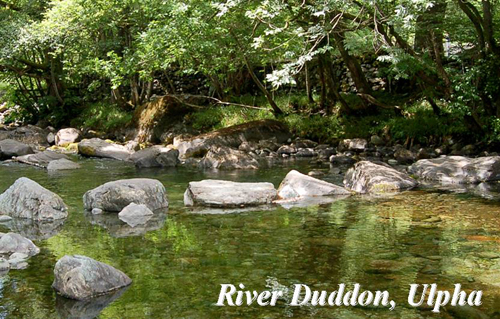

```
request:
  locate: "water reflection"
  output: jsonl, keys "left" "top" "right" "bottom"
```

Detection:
{"left": 2, "top": 218, "right": 65, "bottom": 240}
{"left": 55, "top": 286, "right": 130, "bottom": 319}
{"left": 84, "top": 210, "right": 167, "bottom": 238}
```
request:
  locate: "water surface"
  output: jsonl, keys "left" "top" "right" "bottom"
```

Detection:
{"left": 0, "top": 158, "right": 499, "bottom": 318}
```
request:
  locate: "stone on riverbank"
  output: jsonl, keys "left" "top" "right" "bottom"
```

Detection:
{"left": 343, "top": 161, "right": 418, "bottom": 194}
{"left": 184, "top": 180, "right": 277, "bottom": 207}
{"left": 0, "top": 233, "right": 40, "bottom": 257}
{"left": 198, "top": 146, "right": 259, "bottom": 169}
{"left": 409, "top": 156, "right": 500, "bottom": 184}
{"left": 83, "top": 179, "right": 168, "bottom": 212}
{"left": 338, "top": 138, "right": 368, "bottom": 152}
{"left": 277, "top": 170, "right": 351, "bottom": 200}
{"left": 118, "top": 203, "right": 154, "bottom": 227}
{"left": 78, "top": 138, "right": 132, "bottom": 161}
{"left": 0, "top": 139, "right": 33, "bottom": 159}
{"left": 52, "top": 255, "right": 132, "bottom": 300}
{"left": 55, "top": 128, "right": 82, "bottom": 146}
{"left": 15, "top": 150, "right": 70, "bottom": 168}
{"left": 174, "top": 120, "right": 290, "bottom": 159}
{"left": 0, "top": 177, "right": 68, "bottom": 221}
{"left": 130, "top": 146, "right": 179, "bottom": 168}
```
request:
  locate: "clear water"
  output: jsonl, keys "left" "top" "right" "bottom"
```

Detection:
{"left": 0, "top": 157, "right": 500, "bottom": 318}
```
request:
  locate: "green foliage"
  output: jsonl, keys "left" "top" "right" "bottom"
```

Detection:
{"left": 70, "top": 102, "right": 132, "bottom": 131}
{"left": 187, "top": 105, "right": 273, "bottom": 132}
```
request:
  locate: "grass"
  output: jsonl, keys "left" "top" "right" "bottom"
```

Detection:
{"left": 70, "top": 102, "right": 133, "bottom": 131}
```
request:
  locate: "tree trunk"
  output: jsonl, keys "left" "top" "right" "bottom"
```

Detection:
{"left": 333, "top": 32, "right": 372, "bottom": 96}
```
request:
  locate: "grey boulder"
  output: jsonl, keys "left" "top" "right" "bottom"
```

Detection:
{"left": 0, "top": 177, "right": 68, "bottom": 221}
{"left": 52, "top": 255, "right": 132, "bottom": 300}
{"left": 409, "top": 156, "right": 500, "bottom": 184}
{"left": 118, "top": 203, "right": 154, "bottom": 227}
{"left": 277, "top": 170, "right": 351, "bottom": 200}
{"left": 83, "top": 179, "right": 168, "bottom": 212}
{"left": 184, "top": 180, "right": 277, "bottom": 207}
{"left": 78, "top": 138, "right": 132, "bottom": 161}
{"left": 0, "top": 139, "right": 33, "bottom": 159}
{"left": 0, "top": 233, "right": 40, "bottom": 257}
{"left": 344, "top": 161, "right": 417, "bottom": 194}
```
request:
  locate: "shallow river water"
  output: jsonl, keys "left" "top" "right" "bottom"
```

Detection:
{"left": 0, "top": 157, "right": 500, "bottom": 318}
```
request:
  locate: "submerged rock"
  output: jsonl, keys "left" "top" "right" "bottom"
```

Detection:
{"left": 0, "top": 139, "right": 33, "bottom": 160}
{"left": 52, "top": 255, "right": 132, "bottom": 300}
{"left": 0, "top": 177, "right": 68, "bottom": 221}
{"left": 15, "top": 150, "right": 69, "bottom": 168}
{"left": 184, "top": 180, "right": 277, "bottom": 207}
{"left": 118, "top": 203, "right": 154, "bottom": 227}
{"left": 0, "top": 233, "right": 40, "bottom": 257}
{"left": 47, "top": 158, "right": 81, "bottom": 171}
{"left": 78, "top": 138, "right": 132, "bottom": 161}
{"left": 174, "top": 120, "right": 291, "bottom": 159}
{"left": 198, "top": 146, "right": 259, "bottom": 170}
{"left": 409, "top": 156, "right": 500, "bottom": 184}
{"left": 277, "top": 170, "right": 350, "bottom": 200}
{"left": 83, "top": 179, "right": 168, "bottom": 212}
{"left": 344, "top": 161, "right": 418, "bottom": 194}
{"left": 55, "top": 128, "right": 82, "bottom": 146}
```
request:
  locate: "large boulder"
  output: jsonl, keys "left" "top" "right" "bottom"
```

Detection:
{"left": 174, "top": 120, "right": 291, "bottom": 158}
{"left": 52, "top": 255, "right": 132, "bottom": 300}
{"left": 198, "top": 146, "right": 259, "bottom": 169}
{"left": 343, "top": 161, "right": 418, "bottom": 194}
{"left": 277, "top": 170, "right": 351, "bottom": 200}
{"left": 14, "top": 150, "right": 69, "bottom": 168}
{"left": 409, "top": 156, "right": 500, "bottom": 184}
{"left": 83, "top": 179, "right": 168, "bottom": 212}
{"left": 0, "top": 233, "right": 40, "bottom": 257}
{"left": 130, "top": 146, "right": 179, "bottom": 168}
{"left": 0, "top": 139, "right": 33, "bottom": 159}
{"left": 55, "top": 128, "right": 82, "bottom": 146}
{"left": 0, "top": 177, "right": 68, "bottom": 221}
{"left": 184, "top": 180, "right": 277, "bottom": 207}
{"left": 78, "top": 138, "right": 132, "bottom": 161}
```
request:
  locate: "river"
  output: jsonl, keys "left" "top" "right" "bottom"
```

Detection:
{"left": 0, "top": 157, "right": 499, "bottom": 318}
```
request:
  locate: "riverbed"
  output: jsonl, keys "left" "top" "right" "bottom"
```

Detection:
{"left": 0, "top": 157, "right": 499, "bottom": 318}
